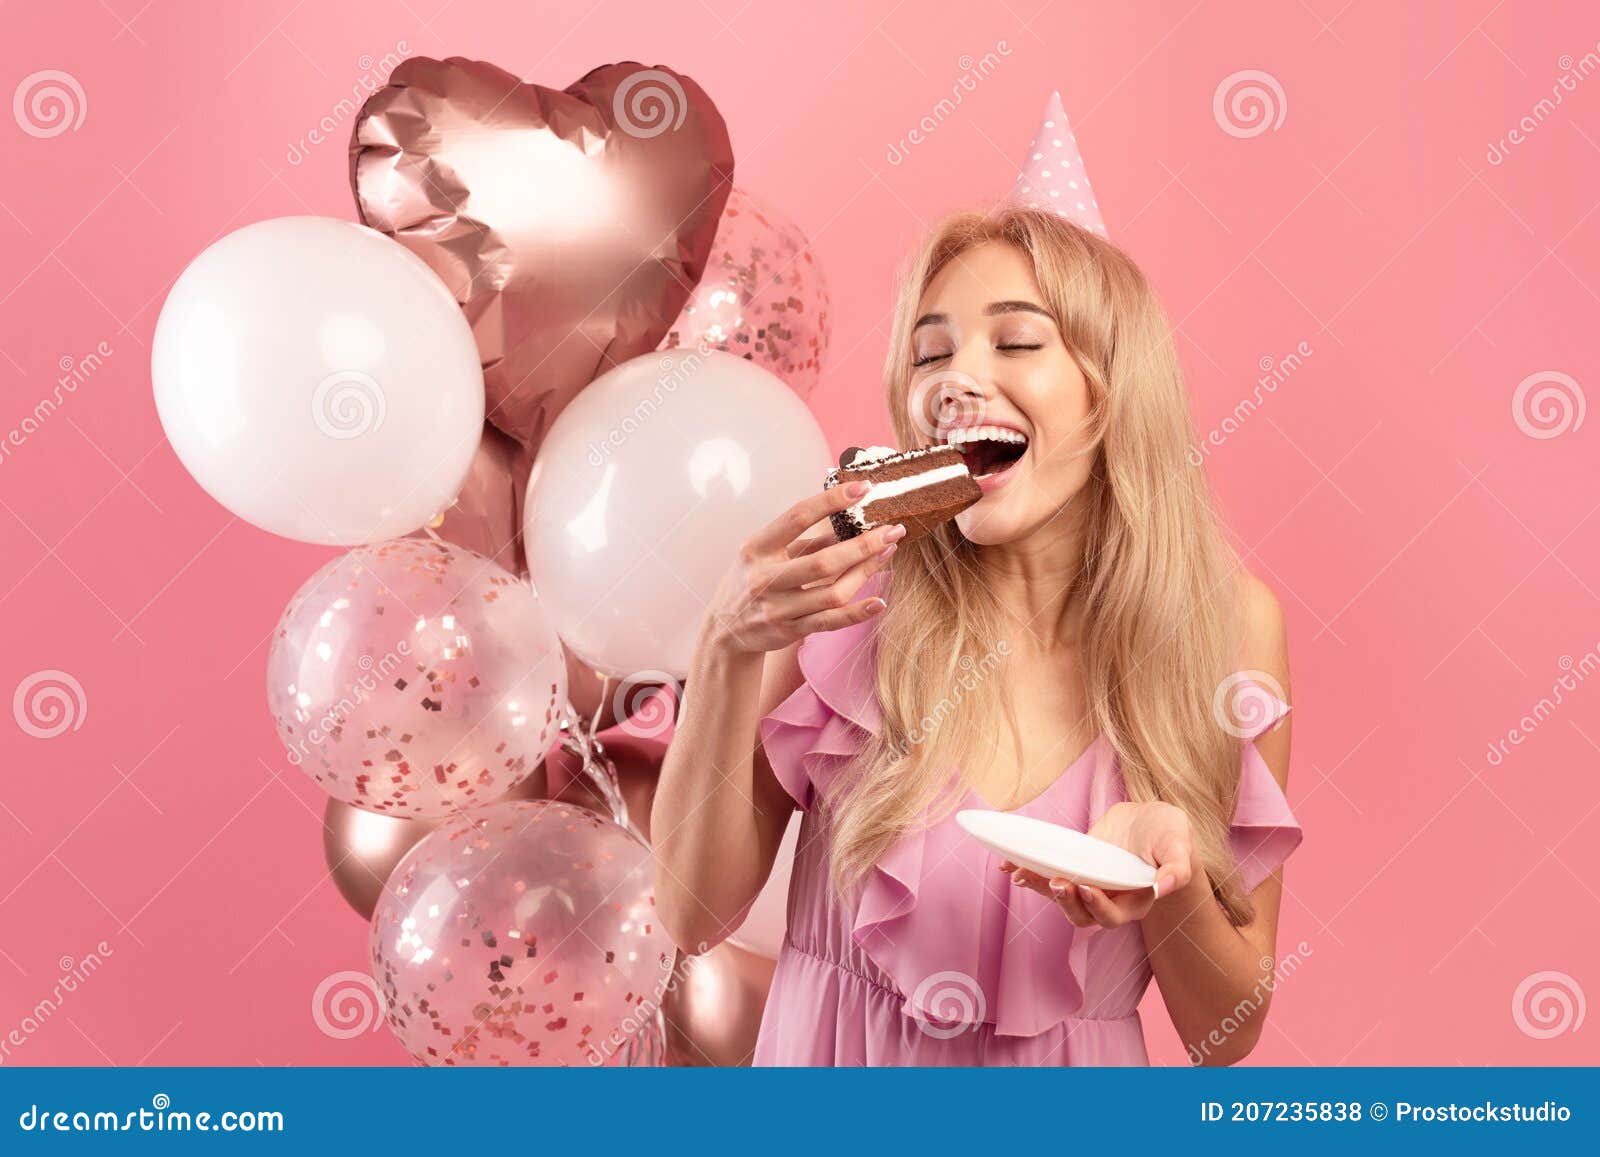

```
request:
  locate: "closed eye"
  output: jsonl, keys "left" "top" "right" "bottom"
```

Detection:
{"left": 914, "top": 343, "right": 1040, "bottom": 367}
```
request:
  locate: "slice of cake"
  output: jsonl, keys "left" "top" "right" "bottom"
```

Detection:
{"left": 825, "top": 444, "right": 982, "bottom": 542}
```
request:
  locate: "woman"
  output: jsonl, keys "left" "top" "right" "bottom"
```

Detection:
{"left": 652, "top": 206, "right": 1303, "bottom": 1066}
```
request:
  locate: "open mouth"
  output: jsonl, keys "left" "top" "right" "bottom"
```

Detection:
{"left": 940, "top": 425, "right": 1029, "bottom": 479}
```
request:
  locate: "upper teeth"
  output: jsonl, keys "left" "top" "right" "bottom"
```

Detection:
{"left": 941, "top": 425, "right": 1027, "bottom": 446}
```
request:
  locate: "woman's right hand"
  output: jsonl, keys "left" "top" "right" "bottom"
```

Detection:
{"left": 701, "top": 481, "right": 908, "bottom": 654}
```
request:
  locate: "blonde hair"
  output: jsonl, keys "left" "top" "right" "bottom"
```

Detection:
{"left": 824, "top": 206, "right": 1259, "bottom": 925}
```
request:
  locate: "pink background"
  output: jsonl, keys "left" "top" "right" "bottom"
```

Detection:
{"left": 2, "top": 0, "right": 1597, "bottom": 1066}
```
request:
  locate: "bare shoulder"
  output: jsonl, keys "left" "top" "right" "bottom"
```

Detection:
{"left": 1237, "top": 570, "right": 1288, "bottom": 681}
{"left": 1236, "top": 569, "right": 1292, "bottom": 788}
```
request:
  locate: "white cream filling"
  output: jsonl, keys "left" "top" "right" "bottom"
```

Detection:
{"left": 848, "top": 462, "right": 969, "bottom": 526}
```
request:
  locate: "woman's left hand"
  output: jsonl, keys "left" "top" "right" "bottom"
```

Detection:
{"left": 999, "top": 801, "right": 1198, "bottom": 929}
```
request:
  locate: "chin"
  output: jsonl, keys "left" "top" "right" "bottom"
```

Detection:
{"left": 955, "top": 502, "right": 1028, "bottom": 546}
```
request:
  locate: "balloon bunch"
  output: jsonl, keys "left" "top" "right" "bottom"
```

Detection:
{"left": 152, "top": 56, "right": 831, "bottom": 1066}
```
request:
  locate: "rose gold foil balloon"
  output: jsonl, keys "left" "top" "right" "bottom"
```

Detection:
{"left": 323, "top": 774, "right": 546, "bottom": 921}
{"left": 663, "top": 941, "right": 777, "bottom": 1067}
{"left": 352, "top": 56, "right": 735, "bottom": 454}
{"left": 414, "top": 424, "right": 528, "bottom": 576}
{"left": 268, "top": 538, "right": 566, "bottom": 818}
{"left": 370, "top": 799, "right": 674, "bottom": 1066}
{"left": 662, "top": 187, "right": 831, "bottom": 398}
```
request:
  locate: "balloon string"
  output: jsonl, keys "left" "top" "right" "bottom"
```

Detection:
{"left": 592, "top": 674, "right": 610, "bottom": 743}
{"left": 560, "top": 694, "right": 639, "bottom": 842}
{"left": 619, "top": 1005, "right": 667, "bottom": 1067}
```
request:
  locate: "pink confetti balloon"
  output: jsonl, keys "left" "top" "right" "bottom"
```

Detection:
{"left": 660, "top": 187, "right": 830, "bottom": 398}
{"left": 370, "top": 799, "right": 674, "bottom": 1066}
{"left": 268, "top": 538, "right": 566, "bottom": 818}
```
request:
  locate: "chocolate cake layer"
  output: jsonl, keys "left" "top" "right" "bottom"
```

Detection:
{"left": 824, "top": 444, "right": 981, "bottom": 542}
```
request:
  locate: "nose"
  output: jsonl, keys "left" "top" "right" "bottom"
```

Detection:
{"left": 934, "top": 365, "right": 993, "bottom": 426}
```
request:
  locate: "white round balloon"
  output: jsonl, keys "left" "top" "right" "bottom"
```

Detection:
{"left": 152, "top": 216, "right": 484, "bottom": 545}
{"left": 524, "top": 350, "right": 831, "bottom": 678}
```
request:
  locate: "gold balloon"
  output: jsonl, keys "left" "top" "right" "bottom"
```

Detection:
{"left": 412, "top": 424, "right": 529, "bottom": 576}
{"left": 663, "top": 940, "right": 777, "bottom": 1066}
{"left": 323, "top": 773, "right": 546, "bottom": 920}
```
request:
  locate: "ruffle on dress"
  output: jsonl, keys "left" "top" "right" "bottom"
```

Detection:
{"left": 758, "top": 601, "right": 1302, "bottom": 1039}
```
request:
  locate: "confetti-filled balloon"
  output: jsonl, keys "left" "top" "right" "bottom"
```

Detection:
{"left": 661, "top": 188, "right": 830, "bottom": 398}
{"left": 268, "top": 538, "right": 566, "bottom": 818}
{"left": 370, "top": 799, "right": 674, "bottom": 1066}
{"left": 322, "top": 773, "right": 546, "bottom": 922}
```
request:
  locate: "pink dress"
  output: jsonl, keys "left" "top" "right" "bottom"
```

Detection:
{"left": 751, "top": 601, "right": 1304, "bottom": 1067}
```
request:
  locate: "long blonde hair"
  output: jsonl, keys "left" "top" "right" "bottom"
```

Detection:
{"left": 825, "top": 206, "right": 1259, "bottom": 925}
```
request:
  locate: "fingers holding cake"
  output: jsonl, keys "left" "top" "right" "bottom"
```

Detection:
{"left": 745, "top": 478, "right": 875, "bottom": 561}
{"left": 775, "top": 521, "right": 905, "bottom": 591}
{"left": 702, "top": 482, "right": 897, "bottom": 654}
{"left": 763, "top": 523, "right": 902, "bottom": 622}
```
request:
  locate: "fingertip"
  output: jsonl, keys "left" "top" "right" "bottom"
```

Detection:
{"left": 863, "top": 596, "right": 887, "bottom": 616}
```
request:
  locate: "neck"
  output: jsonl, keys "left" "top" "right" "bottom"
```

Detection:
{"left": 974, "top": 502, "right": 1090, "bottom": 651}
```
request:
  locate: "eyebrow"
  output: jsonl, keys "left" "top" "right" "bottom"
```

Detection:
{"left": 912, "top": 300, "right": 1054, "bottom": 330}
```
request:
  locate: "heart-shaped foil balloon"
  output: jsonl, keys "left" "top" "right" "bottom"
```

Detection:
{"left": 351, "top": 56, "right": 734, "bottom": 452}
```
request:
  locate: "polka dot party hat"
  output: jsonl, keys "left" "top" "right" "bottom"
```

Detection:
{"left": 1004, "top": 90, "right": 1108, "bottom": 236}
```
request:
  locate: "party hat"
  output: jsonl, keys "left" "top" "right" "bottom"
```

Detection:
{"left": 1005, "top": 91, "right": 1108, "bottom": 236}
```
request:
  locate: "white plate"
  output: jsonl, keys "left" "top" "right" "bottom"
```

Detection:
{"left": 956, "top": 810, "right": 1159, "bottom": 892}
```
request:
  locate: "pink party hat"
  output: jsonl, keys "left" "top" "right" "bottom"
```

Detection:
{"left": 1005, "top": 91, "right": 1108, "bottom": 236}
